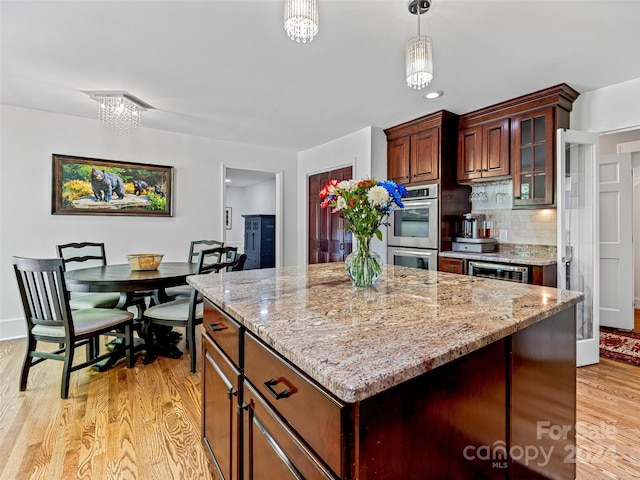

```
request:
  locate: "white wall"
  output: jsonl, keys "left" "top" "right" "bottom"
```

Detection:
{"left": 571, "top": 78, "right": 640, "bottom": 312}
{"left": 0, "top": 105, "right": 297, "bottom": 340}
{"left": 296, "top": 127, "right": 387, "bottom": 265}
{"left": 572, "top": 77, "right": 640, "bottom": 134}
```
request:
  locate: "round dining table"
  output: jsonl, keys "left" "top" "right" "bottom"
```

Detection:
{"left": 64, "top": 262, "right": 199, "bottom": 369}
{"left": 64, "top": 262, "right": 199, "bottom": 309}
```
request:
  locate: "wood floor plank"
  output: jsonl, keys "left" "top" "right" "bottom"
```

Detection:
{"left": 2, "top": 329, "right": 640, "bottom": 479}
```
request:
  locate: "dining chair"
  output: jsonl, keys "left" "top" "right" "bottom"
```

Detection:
{"left": 141, "top": 246, "right": 238, "bottom": 373}
{"left": 57, "top": 241, "right": 147, "bottom": 316}
{"left": 13, "top": 256, "right": 134, "bottom": 399}
{"left": 56, "top": 242, "right": 121, "bottom": 310}
{"left": 166, "top": 239, "right": 225, "bottom": 300}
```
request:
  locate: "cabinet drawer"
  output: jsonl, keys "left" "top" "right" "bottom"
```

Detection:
{"left": 439, "top": 257, "right": 465, "bottom": 275}
{"left": 244, "top": 381, "right": 336, "bottom": 480}
{"left": 244, "top": 332, "right": 344, "bottom": 477}
{"left": 203, "top": 299, "right": 242, "bottom": 367}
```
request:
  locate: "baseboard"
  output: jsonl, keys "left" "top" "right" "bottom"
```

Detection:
{"left": 635, "top": 298, "right": 640, "bottom": 309}
{"left": 0, "top": 318, "right": 27, "bottom": 341}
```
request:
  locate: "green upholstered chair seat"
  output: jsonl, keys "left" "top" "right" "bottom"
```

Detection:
{"left": 69, "top": 292, "right": 120, "bottom": 310}
{"left": 32, "top": 308, "right": 134, "bottom": 338}
{"left": 143, "top": 298, "right": 203, "bottom": 322}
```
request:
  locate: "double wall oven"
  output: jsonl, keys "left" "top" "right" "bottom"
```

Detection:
{"left": 387, "top": 184, "right": 439, "bottom": 271}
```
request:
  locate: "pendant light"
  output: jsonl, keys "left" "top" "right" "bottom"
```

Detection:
{"left": 284, "top": 0, "right": 318, "bottom": 43}
{"left": 406, "top": 0, "right": 433, "bottom": 90}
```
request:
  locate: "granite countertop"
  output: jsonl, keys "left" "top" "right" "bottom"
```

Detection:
{"left": 440, "top": 243, "right": 558, "bottom": 266}
{"left": 188, "top": 263, "right": 581, "bottom": 403}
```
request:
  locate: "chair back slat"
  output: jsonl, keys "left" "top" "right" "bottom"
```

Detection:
{"left": 196, "top": 247, "right": 239, "bottom": 274}
{"left": 13, "top": 257, "right": 71, "bottom": 332}
{"left": 57, "top": 242, "right": 108, "bottom": 271}
{"left": 188, "top": 240, "right": 224, "bottom": 263}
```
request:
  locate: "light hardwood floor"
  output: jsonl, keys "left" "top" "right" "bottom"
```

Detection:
{"left": 1, "top": 327, "right": 639, "bottom": 480}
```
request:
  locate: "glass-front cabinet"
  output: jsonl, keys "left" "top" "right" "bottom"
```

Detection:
{"left": 511, "top": 107, "right": 554, "bottom": 207}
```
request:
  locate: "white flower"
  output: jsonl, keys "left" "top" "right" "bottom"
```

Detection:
{"left": 367, "top": 186, "right": 390, "bottom": 207}
{"left": 337, "top": 179, "right": 357, "bottom": 192}
{"left": 334, "top": 196, "right": 347, "bottom": 211}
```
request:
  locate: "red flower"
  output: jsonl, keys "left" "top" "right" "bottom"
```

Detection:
{"left": 319, "top": 179, "right": 339, "bottom": 199}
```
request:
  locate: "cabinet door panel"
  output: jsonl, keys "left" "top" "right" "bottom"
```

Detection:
{"left": 457, "top": 127, "right": 483, "bottom": 181}
{"left": 411, "top": 127, "right": 439, "bottom": 182}
{"left": 387, "top": 137, "right": 410, "bottom": 185}
{"left": 203, "top": 333, "right": 241, "bottom": 480}
{"left": 484, "top": 118, "right": 510, "bottom": 177}
{"left": 512, "top": 107, "right": 554, "bottom": 207}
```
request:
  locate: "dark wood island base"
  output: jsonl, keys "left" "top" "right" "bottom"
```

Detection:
{"left": 201, "top": 299, "right": 576, "bottom": 480}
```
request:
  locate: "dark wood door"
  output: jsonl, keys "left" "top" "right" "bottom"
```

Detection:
{"left": 308, "top": 166, "right": 352, "bottom": 264}
{"left": 411, "top": 127, "right": 440, "bottom": 183}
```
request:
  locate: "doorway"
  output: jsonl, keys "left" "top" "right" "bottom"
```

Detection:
{"left": 308, "top": 166, "right": 353, "bottom": 264}
{"left": 222, "top": 166, "right": 284, "bottom": 267}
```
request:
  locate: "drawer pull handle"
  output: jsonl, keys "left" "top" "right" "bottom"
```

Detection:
{"left": 207, "top": 322, "right": 227, "bottom": 333}
{"left": 264, "top": 378, "right": 290, "bottom": 400}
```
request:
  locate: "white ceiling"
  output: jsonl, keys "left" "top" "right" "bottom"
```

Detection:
{"left": 2, "top": 0, "right": 640, "bottom": 153}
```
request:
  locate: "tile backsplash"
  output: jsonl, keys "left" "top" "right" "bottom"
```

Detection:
{"left": 472, "top": 208, "right": 557, "bottom": 246}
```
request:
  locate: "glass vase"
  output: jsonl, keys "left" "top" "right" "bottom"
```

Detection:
{"left": 345, "top": 234, "right": 383, "bottom": 287}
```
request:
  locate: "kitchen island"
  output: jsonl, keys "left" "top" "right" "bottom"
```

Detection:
{"left": 189, "top": 263, "right": 583, "bottom": 480}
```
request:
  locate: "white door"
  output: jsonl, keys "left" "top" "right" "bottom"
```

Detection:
{"left": 557, "top": 129, "right": 600, "bottom": 367}
{"left": 599, "top": 153, "right": 634, "bottom": 329}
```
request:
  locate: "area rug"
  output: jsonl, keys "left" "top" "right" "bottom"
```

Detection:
{"left": 599, "top": 327, "right": 640, "bottom": 366}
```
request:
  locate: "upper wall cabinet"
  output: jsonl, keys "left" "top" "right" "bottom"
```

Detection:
{"left": 458, "top": 118, "right": 510, "bottom": 182}
{"left": 385, "top": 110, "right": 458, "bottom": 187}
{"left": 457, "top": 84, "right": 580, "bottom": 208}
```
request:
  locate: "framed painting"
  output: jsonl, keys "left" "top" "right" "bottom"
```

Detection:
{"left": 225, "top": 207, "right": 232, "bottom": 229}
{"left": 51, "top": 154, "right": 173, "bottom": 216}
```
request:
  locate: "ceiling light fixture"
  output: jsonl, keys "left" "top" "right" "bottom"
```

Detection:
{"left": 83, "top": 91, "right": 153, "bottom": 136}
{"left": 406, "top": 0, "right": 433, "bottom": 90}
{"left": 284, "top": 0, "right": 318, "bottom": 43}
{"left": 425, "top": 90, "right": 444, "bottom": 99}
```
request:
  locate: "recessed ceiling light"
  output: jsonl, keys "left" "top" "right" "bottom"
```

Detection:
{"left": 225, "top": 179, "right": 231, "bottom": 183}
{"left": 424, "top": 90, "right": 444, "bottom": 99}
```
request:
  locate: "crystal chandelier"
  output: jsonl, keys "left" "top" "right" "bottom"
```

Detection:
{"left": 406, "top": 0, "right": 433, "bottom": 90}
{"left": 84, "top": 92, "right": 150, "bottom": 135}
{"left": 284, "top": 0, "right": 318, "bottom": 43}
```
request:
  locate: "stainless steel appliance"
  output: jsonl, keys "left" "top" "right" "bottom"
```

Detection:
{"left": 461, "top": 213, "right": 486, "bottom": 239}
{"left": 452, "top": 238, "right": 497, "bottom": 253}
{"left": 468, "top": 261, "right": 529, "bottom": 283}
{"left": 387, "top": 246, "right": 437, "bottom": 271}
{"left": 387, "top": 184, "right": 438, "bottom": 249}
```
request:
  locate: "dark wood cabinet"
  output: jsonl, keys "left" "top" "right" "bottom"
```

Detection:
{"left": 202, "top": 300, "right": 244, "bottom": 480}
{"left": 242, "top": 215, "right": 275, "bottom": 270}
{"left": 385, "top": 110, "right": 471, "bottom": 252}
{"left": 456, "top": 84, "right": 579, "bottom": 208}
{"left": 458, "top": 118, "right": 510, "bottom": 182}
{"left": 202, "top": 297, "right": 575, "bottom": 480}
{"left": 387, "top": 126, "right": 439, "bottom": 185}
{"left": 438, "top": 257, "right": 465, "bottom": 275}
{"left": 511, "top": 107, "right": 555, "bottom": 207}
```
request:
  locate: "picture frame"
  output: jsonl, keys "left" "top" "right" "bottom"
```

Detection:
{"left": 225, "top": 207, "right": 232, "bottom": 229}
{"left": 51, "top": 154, "right": 173, "bottom": 216}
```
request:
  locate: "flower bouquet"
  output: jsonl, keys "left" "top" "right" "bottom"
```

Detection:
{"left": 320, "top": 178, "right": 407, "bottom": 286}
